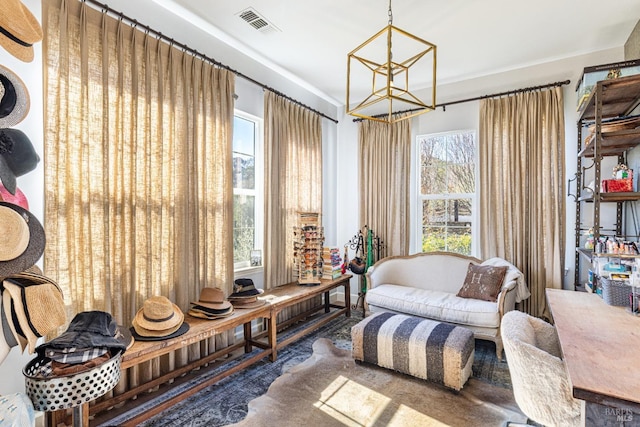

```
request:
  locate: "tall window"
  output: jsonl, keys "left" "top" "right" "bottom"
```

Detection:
{"left": 233, "top": 112, "right": 263, "bottom": 270}
{"left": 417, "top": 130, "right": 477, "bottom": 256}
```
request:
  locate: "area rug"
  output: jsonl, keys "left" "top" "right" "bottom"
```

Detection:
{"left": 96, "top": 314, "right": 523, "bottom": 426}
{"left": 231, "top": 338, "right": 528, "bottom": 427}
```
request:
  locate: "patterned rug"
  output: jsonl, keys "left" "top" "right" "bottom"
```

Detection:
{"left": 96, "top": 313, "right": 516, "bottom": 426}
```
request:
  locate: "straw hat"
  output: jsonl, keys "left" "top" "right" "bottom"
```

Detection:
{"left": 0, "top": 128, "right": 40, "bottom": 196}
{"left": 191, "top": 287, "right": 232, "bottom": 311}
{"left": 0, "top": 202, "right": 45, "bottom": 279}
{"left": 0, "top": 66, "right": 30, "bottom": 128}
{"left": 0, "top": 0, "right": 43, "bottom": 62}
{"left": 131, "top": 296, "right": 186, "bottom": 338}
{"left": 2, "top": 273, "right": 66, "bottom": 354}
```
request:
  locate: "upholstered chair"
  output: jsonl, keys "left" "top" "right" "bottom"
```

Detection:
{"left": 501, "top": 310, "right": 581, "bottom": 427}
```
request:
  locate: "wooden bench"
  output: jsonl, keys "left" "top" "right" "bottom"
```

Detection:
{"left": 58, "top": 274, "right": 352, "bottom": 426}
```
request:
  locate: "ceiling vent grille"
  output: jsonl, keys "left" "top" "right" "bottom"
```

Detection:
{"left": 236, "top": 7, "right": 281, "bottom": 34}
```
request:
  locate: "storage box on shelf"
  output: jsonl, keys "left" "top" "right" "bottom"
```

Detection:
{"left": 573, "top": 73, "right": 640, "bottom": 291}
{"left": 576, "top": 59, "right": 640, "bottom": 112}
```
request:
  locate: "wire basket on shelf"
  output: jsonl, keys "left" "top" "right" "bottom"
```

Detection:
{"left": 599, "top": 277, "right": 633, "bottom": 306}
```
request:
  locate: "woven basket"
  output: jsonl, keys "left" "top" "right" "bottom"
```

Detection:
{"left": 23, "top": 351, "right": 122, "bottom": 411}
{"left": 599, "top": 277, "right": 633, "bottom": 306}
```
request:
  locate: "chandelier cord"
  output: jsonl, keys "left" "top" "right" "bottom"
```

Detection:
{"left": 388, "top": 0, "right": 393, "bottom": 25}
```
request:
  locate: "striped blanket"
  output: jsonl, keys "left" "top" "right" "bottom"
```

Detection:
{"left": 351, "top": 311, "right": 475, "bottom": 391}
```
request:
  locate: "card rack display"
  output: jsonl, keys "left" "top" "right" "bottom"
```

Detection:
{"left": 293, "top": 212, "right": 324, "bottom": 285}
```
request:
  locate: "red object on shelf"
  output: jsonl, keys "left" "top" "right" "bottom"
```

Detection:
{"left": 602, "top": 178, "right": 633, "bottom": 193}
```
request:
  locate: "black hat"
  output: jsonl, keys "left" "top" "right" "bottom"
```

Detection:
{"left": 229, "top": 278, "right": 264, "bottom": 298}
{"left": 0, "top": 128, "right": 39, "bottom": 195}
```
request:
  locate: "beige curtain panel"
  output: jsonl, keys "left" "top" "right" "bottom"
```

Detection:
{"left": 42, "top": 0, "right": 235, "bottom": 391}
{"left": 358, "top": 117, "right": 411, "bottom": 257}
{"left": 479, "top": 87, "right": 565, "bottom": 320}
{"left": 264, "top": 91, "right": 322, "bottom": 294}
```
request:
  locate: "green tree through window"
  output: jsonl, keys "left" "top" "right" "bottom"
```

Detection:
{"left": 418, "top": 130, "right": 476, "bottom": 255}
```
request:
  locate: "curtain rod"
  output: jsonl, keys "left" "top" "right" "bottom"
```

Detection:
{"left": 352, "top": 79, "right": 571, "bottom": 122}
{"left": 83, "top": 0, "right": 339, "bottom": 124}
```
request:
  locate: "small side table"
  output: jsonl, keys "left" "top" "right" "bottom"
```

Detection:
{"left": 23, "top": 351, "right": 122, "bottom": 427}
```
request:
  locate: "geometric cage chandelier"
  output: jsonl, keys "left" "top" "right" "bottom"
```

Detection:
{"left": 346, "top": 0, "right": 437, "bottom": 124}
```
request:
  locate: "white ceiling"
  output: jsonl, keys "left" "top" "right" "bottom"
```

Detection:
{"left": 156, "top": 0, "right": 640, "bottom": 107}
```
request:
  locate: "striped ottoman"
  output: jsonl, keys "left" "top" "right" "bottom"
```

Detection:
{"left": 351, "top": 311, "right": 475, "bottom": 391}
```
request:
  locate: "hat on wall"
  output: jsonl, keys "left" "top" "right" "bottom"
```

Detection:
{"left": 0, "top": 294, "right": 14, "bottom": 364}
{"left": 2, "top": 272, "right": 66, "bottom": 354}
{"left": 0, "top": 0, "right": 43, "bottom": 62}
{"left": 2, "top": 287, "right": 27, "bottom": 352}
{"left": 0, "top": 202, "right": 45, "bottom": 279}
{"left": 0, "top": 182, "right": 28, "bottom": 210}
{"left": 228, "top": 278, "right": 264, "bottom": 299}
{"left": 131, "top": 295, "right": 189, "bottom": 340}
{"left": 0, "top": 65, "right": 30, "bottom": 127}
{"left": 0, "top": 128, "right": 40, "bottom": 196}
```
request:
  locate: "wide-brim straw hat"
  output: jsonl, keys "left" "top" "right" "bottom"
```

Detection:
{"left": 2, "top": 272, "right": 66, "bottom": 354}
{"left": 191, "top": 287, "right": 232, "bottom": 311}
{"left": 0, "top": 65, "right": 30, "bottom": 127}
{"left": 132, "top": 295, "right": 185, "bottom": 338}
{"left": 0, "top": 202, "right": 45, "bottom": 280}
{"left": 0, "top": 0, "right": 43, "bottom": 62}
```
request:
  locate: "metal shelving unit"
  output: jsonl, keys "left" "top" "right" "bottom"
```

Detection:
{"left": 572, "top": 74, "right": 640, "bottom": 289}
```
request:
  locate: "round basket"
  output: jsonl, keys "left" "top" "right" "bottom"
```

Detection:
{"left": 23, "top": 351, "right": 122, "bottom": 412}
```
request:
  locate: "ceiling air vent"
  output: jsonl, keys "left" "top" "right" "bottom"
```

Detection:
{"left": 236, "top": 7, "right": 281, "bottom": 34}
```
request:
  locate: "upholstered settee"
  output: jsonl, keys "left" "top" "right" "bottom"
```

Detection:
{"left": 364, "top": 252, "right": 529, "bottom": 359}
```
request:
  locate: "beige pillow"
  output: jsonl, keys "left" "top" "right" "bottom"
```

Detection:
{"left": 457, "top": 263, "right": 508, "bottom": 302}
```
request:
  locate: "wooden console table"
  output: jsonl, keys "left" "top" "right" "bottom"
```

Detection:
{"left": 263, "top": 274, "right": 352, "bottom": 360}
{"left": 546, "top": 289, "right": 640, "bottom": 426}
{"left": 83, "top": 303, "right": 272, "bottom": 427}
{"left": 80, "top": 274, "right": 352, "bottom": 426}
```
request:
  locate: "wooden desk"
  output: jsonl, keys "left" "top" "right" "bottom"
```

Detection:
{"left": 546, "top": 289, "right": 640, "bottom": 426}
{"left": 263, "top": 274, "right": 351, "bottom": 361}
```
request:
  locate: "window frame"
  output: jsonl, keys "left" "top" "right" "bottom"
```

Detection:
{"left": 233, "top": 110, "right": 264, "bottom": 272}
{"left": 415, "top": 129, "right": 479, "bottom": 257}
